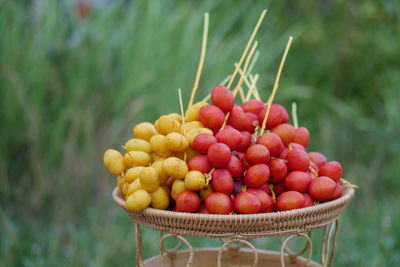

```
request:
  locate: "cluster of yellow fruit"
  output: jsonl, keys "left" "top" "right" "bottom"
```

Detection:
{"left": 103, "top": 101, "right": 214, "bottom": 212}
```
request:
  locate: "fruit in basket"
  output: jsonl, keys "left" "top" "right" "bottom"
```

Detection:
{"left": 318, "top": 161, "right": 343, "bottom": 182}
{"left": 309, "top": 176, "right": 336, "bottom": 201}
{"left": 293, "top": 127, "right": 310, "bottom": 148}
{"left": 268, "top": 158, "right": 287, "bottom": 183}
{"left": 133, "top": 122, "right": 158, "bottom": 141}
{"left": 242, "top": 99, "right": 265, "bottom": 114}
{"left": 227, "top": 155, "right": 244, "bottom": 178}
{"left": 199, "top": 105, "right": 225, "bottom": 129}
{"left": 215, "top": 127, "right": 242, "bottom": 150}
{"left": 286, "top": 149, "right": 310, "bottom": 171}
{"left": 126, "top": 189, "right": 152, "bottom": 212}
{"left": 257, "top": 105, "right": 283, "bottom": 129}
{"left": 171, "top": 179, "right": 187, "bottom": 200}
{"left": 205, "top": 192, "right": 233, "bottom": 214}
{"left": 276, "top": 191, "right": 305, "bottom": 211}
{"left": 104, "top": 149, "right": 126, "bottom": 176}
{"left": 207, "top": 143, "right": 231, "bottom": 168}
{"left": 227, "top": 105, "right": 246, "bottom": 130}
{"left": 247, "top": 188, "right": 275, "bottom": 213}
{"left": 233, "top": 191, "right": 261, "bottom": 214}
{"left": 185, "top": 171, "right": 206, "bottom": 191}
{"left": 127, "top": 179, "right": 143, "bottom": 196}
{"left": 125, "top": 166, "right": 145, "bottom": 183}
{"left": 327, "top": 183, "right": 343, "bottom": 200}
{"left": 211, "top": 85, "right": 235, "bottom": 112}
{"left": 210, "top": 169, "right": 234, "bottom": 195}
{"left": 284, "top": 171, "right": 312, "bottom": 193}
{"left": 188, "top": 155, "right": 212, "bottom": 173}
{"left": 150, "top": 186, "right": 170, "bottom": 210}
{"left": 199, "top": 185, "right": 213, "bottom": 200}
{"left": 193, "top": 133, "right": 217, "bottom": 154}
{"left": 175, "top": 190, "right": 201, "bottom": 213}
{"left": 271, "top": 123, "right": 295, "bottom": 147}
{"left": 244, "top": 164, "right": 269, "bottom": 188}
{"left": 303, "top": 193, "right": 314, "bottom": 207}
{"left": 308, "top": 152, "right": 327, "bottom": 169}
{"left": 245, "top": 144, "right": 270, "bottom": 165}
{"left": 163, "top": 157, "right": 188, "bottom": 179}
{"left": 165, "top": 132, "right": 189, "bottom": 152}
{"left": 125, "top": 138, "right": 152, "bottom": 153}
{"left": 256, "top": 132, "right": 284, "bottom": 157}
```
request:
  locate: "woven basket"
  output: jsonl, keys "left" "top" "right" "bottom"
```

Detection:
{"left": 113, "top": 184, "right": 354, "bottom": 238}
{"left": 144, "top": 248, "right": 321, "bottom": 267}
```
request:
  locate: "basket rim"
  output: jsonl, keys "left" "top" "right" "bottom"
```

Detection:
{"left": 112, "top": 181, "right": 355, "bottom": 221}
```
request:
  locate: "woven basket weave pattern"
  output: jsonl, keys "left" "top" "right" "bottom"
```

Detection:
{"left": 113, "top": 185, "right": 354, "bottom": 238}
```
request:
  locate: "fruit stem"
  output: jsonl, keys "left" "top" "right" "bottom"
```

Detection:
{"left": 226, "top": 10, "right": 267, "bottom": 89}
{"left": 235, "top": 63, "right": 258, "bottom": 101}
{"left": 340, "top": 179, "right": 358, "bottom": 189}
{"left": 269, "top": 183, "right": 276, "bottom": 202}
{"left": 188, "top": 12, "right": 209, "bottom": 108}
{"left": 259, "top": 36, "right": 293, "bottom": 135}
{"left": 292, "top": 102, "right": 299, "bottom": 129}
{"left": 204, "top": 167, "right": 215, "bottom": 187}
{"left": 245, "top": 73, "right": 260, "bottom": 101}
{"left": 178, "top": 88, "right": 188, "bottom": 162}
{"left": 309, "top": 165, "right": 318, "bottom": 178}
{"left": 232, "top": 41, "right": 258, "bottom": 98}
{"left": 221, "top": 42, "right": 258, "bottom": 130}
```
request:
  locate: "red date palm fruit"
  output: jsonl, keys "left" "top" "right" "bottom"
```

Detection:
{"left": 303, "top": 193, "right": 314, "bottom": 207}
{"left": 256, "top": 132, "right": 284, "bottom": 157}
{"left": 327, "top": 183, "right": 343, "bottom": 201}
{"left": 318, "top": 161, "right": 343, "bottom": 183}
{"left": 271, "top": 123, "right": 295, "bottom": 147}
{"left": 175, "top": 190, "right": 201, "bottom": 213}
{"left": 284, "top": 171, "right": 312, "bottom": 193}
{"left": 269, "top": 158, "right": 288, "bottom": 183}
{"left": 237, "top": 131, "right": 252, "bottom": 152}
{"left": 210, "top": 169, "right": 234, "bottom": 195}
{"left": 227, "top": 105, "right": 246, "bottom": 130}
{"left": 288, "top": 142, "right": 306, "bottom": 151}
{"left": 193, "top": 133, "right": 217, "bottom": 154}
{"left": 233, "top": 191, "right": 261, "bottom": 214}
{"left": 286, "top": 148, "right": 310, "bottom": 171}
{"left": 278, "top": 147, "right": 289, "bottom": 160}
{"left": 276, "top": 191, "right": 305, "bottom": 211}
{"left": 244, "top": 164, "right": 270, "bottom": 188}
{"left": 215, "top": 127, "right": 242, "bottom": 150}
{"left": 308, "top": 152, "right": 327, "bottom": 169}
{"left": 211, "top": 85, "right": 235, "bottom": 113}
{"left": 242, "top": 99, "right": 265, "bottom": 114}
{"left": 188, "top": 155, "right": 212, "bottom": 173}
{"left": 257, "top": 105, "right": 283, "bottom": 130}
{"left": 309, "top": 176, "right": 336, "bottom": 201}
{"left": 257, "top": 183, "right": 271, "bottom": 195}
{"left": 293, "top": 127, "right": 310, "bottom": 148}
{"left": 205, "top": 192, "right": 233, "bottom": 214}
{"left": 246, "top": 188, "right": 275, "bottom": 213}
{"left": 207, "top": 143, "right": 231, "bottom": 168}
{"left": 272, "top": 104, "right": 289, "bottom": 123}
{"left": 199, "top": 105, "right": 225, "bottom": 129}
{"left": 227, "top": 155, "right": 244, "bottom": 178}
{"left": 245, "top": 144, "right": 270, "bottom": 165}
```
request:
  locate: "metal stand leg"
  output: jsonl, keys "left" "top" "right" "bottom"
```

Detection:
{"left": 135, "top": 223, "right": 144, "bottom": 267}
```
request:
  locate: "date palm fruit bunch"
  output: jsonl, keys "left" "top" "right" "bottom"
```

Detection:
{"left": 103, "top": 11, "right": 356, "bottom": 214}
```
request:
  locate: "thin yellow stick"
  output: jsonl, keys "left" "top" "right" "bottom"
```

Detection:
{"left": 233, "top": 41, "right": 258, "bottom": 97}
{"left": 221, "top": 41, "right": 258, "bottom": 130}
{"left": 178, "top": 88, "right": 187, "bottom": 161}
{"left": 250, "top": 74, "right": 261, "bottom": 100}
{"left": 235, "top": 64, "right": 253, "bottom": 92}
{"left": 292, "top": 102, "right": 298, "bottom": 129}
{"left": 188, "top": 12, "right": 209, "bottom": 108}
{"left": 245, "top": 74, "right": 259, "bottom": 101}
{"left": 226, "top": 10, "right": 267, "bottom": 89}
{"left": 238, "top": 86, "right": 246, "bottom": 102}
{"left": 259, "top": 36, "right": 293, "bottom": 135}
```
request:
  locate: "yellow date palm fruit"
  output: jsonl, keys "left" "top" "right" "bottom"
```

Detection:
{"left": 124, "top": 166, "right": 145, "bottom": 183}
{"left": 171, "top": 179, "right": 186, "bottom": 200}
{"left": 149, "top": 135, "right": 172, "bottom": 158}
{"left": 185, "top": 102, "right": 208, "bottom": 122}
{"left": 163, "top": 157, "right": 188, "bottom": 179}
{"left": 150, "top": 186, "right": 170, "bottom": 210}
{"left": 123, "top": 151, "right": 150, "bottom": 168}
{"left": 125, "top": 138, "right": 152, "bottom": 154}
{"left": 126, "top": 189, "right": 151, "bottom": 212}
{"left": 133, "top": 122, "right": 158, "bottom": 141}
{"left": 184, "top": 171, "right": 206, "bottom": 191}
{"left": 165, "top": 132, "right": 189, "bottom": 152}
{"left": 139, "top": 167, "right": 159, "bottom": 192}
{"left": 104, "top": 149, "right": 126, "bottom": 176}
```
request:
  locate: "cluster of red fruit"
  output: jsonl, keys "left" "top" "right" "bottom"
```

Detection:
{"left": 175, "top": 85, "right": 343, "bottom": 214}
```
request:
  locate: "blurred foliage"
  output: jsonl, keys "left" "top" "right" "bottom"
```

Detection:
{"left": 1, "top": 0, "right": 400, "bottom": 266}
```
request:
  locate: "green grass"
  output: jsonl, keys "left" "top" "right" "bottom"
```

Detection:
{"left": 1, "top": 0, "right": 400, "bottom": 266}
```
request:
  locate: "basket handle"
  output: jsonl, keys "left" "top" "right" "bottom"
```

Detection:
{"left": 159, "top": 234, "right": 194, "bottom": 267}
{"left": 217, "top": 239, "right": 258, "bottom": 267}
{"left": 280, "top": 233, "right": 312, "bottom": 267}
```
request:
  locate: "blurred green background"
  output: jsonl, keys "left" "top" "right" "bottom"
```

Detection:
{"left": 1, "top": 0, "right": 400, "bottom": 266}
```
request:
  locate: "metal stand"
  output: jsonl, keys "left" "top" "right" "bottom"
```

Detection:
{"left": 134, "top": 219, "right": 340, "bottom": 267}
